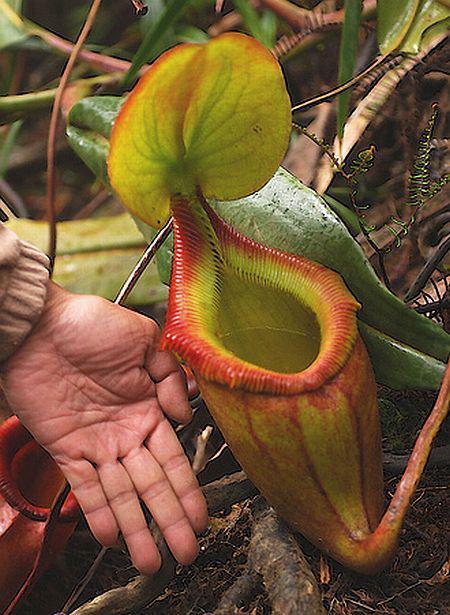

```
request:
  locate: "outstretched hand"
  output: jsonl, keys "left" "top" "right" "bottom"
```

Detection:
{"left": 3, "top": 283, "right": 208, "bottom": 574}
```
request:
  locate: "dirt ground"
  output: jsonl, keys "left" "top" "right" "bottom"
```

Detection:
{"left": 20, "top": 463, "right": 449, "bottom": 615}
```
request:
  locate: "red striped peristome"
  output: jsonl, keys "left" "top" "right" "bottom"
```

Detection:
{"left": 160, "top": 192, "right": 450, "bottom": 574}
{"left": 0, "top": 416, "right": 79, "bottom": 612}
{"left": 163, "top": 193, "right": 360, "bottom": 395}
{"left": 0, "top": 416, "right": 79, "bottom": 522}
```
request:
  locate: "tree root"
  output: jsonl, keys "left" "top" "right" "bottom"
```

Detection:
{"left": 213, "top": 572, "right": 262, "bottom": 615}
{"left": 246, "top": 500, "right": 325, "bottom": 615}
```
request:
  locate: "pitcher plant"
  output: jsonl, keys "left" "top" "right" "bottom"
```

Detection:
{"left": 0, "top": 416, "right": 79, "bottom": 611}
{"left": 108, "top": 32, "right": 449, "bottom": 574}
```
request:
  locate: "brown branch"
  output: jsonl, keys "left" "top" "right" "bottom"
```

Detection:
{"left": 0, "top": 177, "right": 28, "bottom": 217}
{"left": 129, "top": 0, "right": 148, "bottom": 16}
{"left": 70, "top": 529, "right": 175, "bottom": 615}
{"left": 260, "top": 0, "right": 375, "bottom": 34}
{"left": 247, "top": 502, "right": 325, "bottom": 615}
{"left": 192, "top": 425, "right": 214, "bottom": 474}
{"left": 405, "top": 235, "right": 450, "bottom": 301}
{"left": 61, "top": 547, "right": 108, "bottom": 614}
{"left": 291, "top": 53, "right": 389, "bottom": 113}
{"left": 113, "top": 218, "right": 173, "bottom": 304}
{"left": 30, "top": 26, "right": 132, "bottom": 74}
{"left": 46, "top": 0, "right": 103, "bottom": 270}
{"left": 383, "top": 445, "right": 450, "bottom": 475}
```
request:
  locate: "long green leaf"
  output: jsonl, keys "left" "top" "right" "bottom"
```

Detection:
{"left": 377, "top": 0, "right": 420, "bottom": 53}
{"left": 0, "top": 0, "right": 26, "bottom": 50}
{"left": 123, "top": 0, "right": 190, "bottom": 87}
{"left": 337, "top": 0, "right": 362, "bottom": 139}
{"left": 6, "top": 215, "right": 167, "bottom": 305}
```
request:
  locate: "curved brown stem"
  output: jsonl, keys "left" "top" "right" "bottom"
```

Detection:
{"left": 46, "top": 0, "right": 103, "bottom": 270}
{"left": 29, "top": 24, "right": 132, "bottom": 74}
{"left": 354, "top": 360, "right": 450, "bottom": 573}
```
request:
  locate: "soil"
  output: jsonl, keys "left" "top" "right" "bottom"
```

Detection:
{"left": 21, "top": 463, "right": 449, "bottom": 615}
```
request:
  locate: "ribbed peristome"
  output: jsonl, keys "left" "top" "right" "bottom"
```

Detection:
{"left": 162, "top": 194, "right": 360, "bottom": 395}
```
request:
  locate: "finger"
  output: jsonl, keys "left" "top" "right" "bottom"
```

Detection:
{"left": 146, "top": 335, "right": 191, "bottom": 424}
{"left": 61, "top": 459, "right": 119, "bottom": 547}
{"left": 122, "top": 446, "right": 199, "bottom": 566}
{"left": 146, "top": 419, "right": 208, "bottom": 534}
{"left": 98, "top": 461, "right": 161, "bottom": 575}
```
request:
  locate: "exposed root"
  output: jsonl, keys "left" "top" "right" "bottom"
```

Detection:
{"left": 213, "top": 571, "right": 262, "bottom": 614}
{"left": 247, "top": 500, "right": 325, "bottom": 615}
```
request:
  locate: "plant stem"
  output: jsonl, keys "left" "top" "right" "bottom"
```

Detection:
{"left": 291, "top": 54, "right": 388, "bottom": 113}
{"left": 26, "top": 21, "right": 133, "bottom": 75}
{"left": 113, "top": 218, "right": 173, "bottom": 304}
{"left": 46, "top": 0, "right": 104, "bottom": 269}
{"left": 405, "top": 235, "right": 450, "bottom": 302}
{"left": 0, "top": 74, "right": 118, "bottom": 125}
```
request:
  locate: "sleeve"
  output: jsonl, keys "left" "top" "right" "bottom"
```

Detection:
{"left": 0, "top": 224, "right": 50, "bottom": 363}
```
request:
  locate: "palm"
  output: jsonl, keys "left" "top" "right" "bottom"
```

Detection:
{"left": 4, "top": 286, "right": 208, "bottom": 574}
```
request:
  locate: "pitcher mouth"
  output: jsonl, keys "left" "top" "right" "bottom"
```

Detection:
{"left": 162, "top": 194, "right": 360, "bottom": 395}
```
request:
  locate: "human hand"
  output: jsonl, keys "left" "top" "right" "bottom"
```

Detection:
{"left": 3, "top": 282, "right": 208, "bottom": 574}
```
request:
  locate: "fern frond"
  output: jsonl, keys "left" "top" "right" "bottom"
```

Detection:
{"left": 407, "top": 104, "right": 439, "bottom": 209}
{"left": 349, "top": 145, "right": 377, "bottom": 179}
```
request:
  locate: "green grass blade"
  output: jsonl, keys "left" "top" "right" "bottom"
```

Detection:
{"left": 0, "top": 119, "right": 22, "bottom": 177}
{"left": 123, "top": 0, "right": 190, "bottom": 87}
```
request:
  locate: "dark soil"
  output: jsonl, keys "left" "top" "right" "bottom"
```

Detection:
{"left": 21, "top": 462, "right": 449, "bottom": 615}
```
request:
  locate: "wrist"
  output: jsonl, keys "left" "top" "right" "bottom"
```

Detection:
{"left": 0, "top": 237, "right": 52, "bottom": 364}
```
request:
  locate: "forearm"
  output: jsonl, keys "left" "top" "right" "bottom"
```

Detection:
{"left": 0, "top": 224, "right": 50, "bottom": 363}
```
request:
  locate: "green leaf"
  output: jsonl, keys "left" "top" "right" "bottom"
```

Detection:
{"left": 377, "top": 0, "right": 420, "bottom": 53}
{"left": 6, "top": 215, "right": 167, "bottom": 305}
{"left": 377, "top": 0, "right": 449, "bottom": 53}
{"left": 359, "top": 322, "right": 445, "bottom": 390}
{"left": 323, "top": 194, "right": 360, "bottom": 236}
{"left": 123, "top": 0, "right": 191, "bottom": 87}
{"left": 0, "top": 0, "right": 26, "bottom": 50}
{"left": 69, "top": 95, "right": 125, "bottom": 139}
{"left": 400, "top": 0, "right": 450, "bottom": 53}
{"left": 337, "top": 0, "right": 362, "bottom": 139}
{"left": 67, "top": 96, "right": 125, "bottom": 185}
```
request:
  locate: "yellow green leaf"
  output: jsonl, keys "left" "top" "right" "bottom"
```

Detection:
{"left": 377, "top": 0, "right": 420, "bottom": 54}
{"left": 108, "top": 32, "right": 291, "bottom": 228}
{"left": 400, "top": 0, "right": 449, "bottom": 53}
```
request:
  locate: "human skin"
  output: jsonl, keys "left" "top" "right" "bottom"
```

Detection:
{"left": 2, "top": 281, "right": 208, "bottom": 575}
